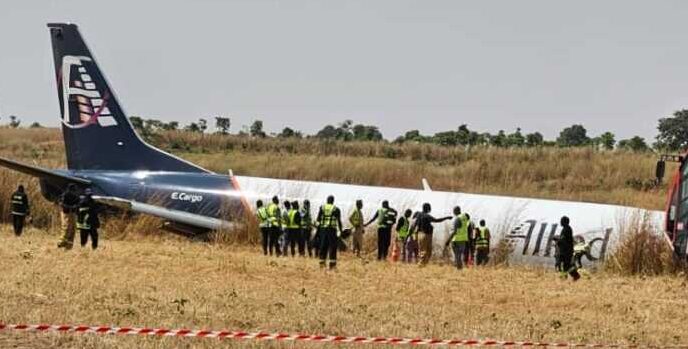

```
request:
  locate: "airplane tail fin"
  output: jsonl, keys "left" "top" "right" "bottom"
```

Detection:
{"left": 47, "top": 23, "right": 208, "bottom": 173}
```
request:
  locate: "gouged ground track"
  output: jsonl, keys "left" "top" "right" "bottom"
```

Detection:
{"left": 1, "top": 229, "right": 687, "bottom": 348}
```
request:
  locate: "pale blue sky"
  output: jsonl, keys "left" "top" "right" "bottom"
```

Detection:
{"left": 1, "top": 0, "right": 687, "bottom": 140}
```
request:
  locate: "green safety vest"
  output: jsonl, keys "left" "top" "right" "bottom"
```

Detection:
{"left": 452, "top": 213, "right": 469, "bottom": 242}
{"left": 256, "top": 207, "right": 269, "bottom": 228}
{"left": 476, "top": 226, "right": 489, "bottom": 248}
{"left": 267, "top": 203, "right": 280, "bottom": 227}
{"left": 350, "top": 209, "right": 363, "bottom": 227}
{"left": 319, "top": 204, "right": 337, "bottom": 228}
{"left": 377, "top": 208, "right": 389, "bottom": 227}
{"left": 287, "top": 209, "right": 300, "bottom": 229}
{"left": 76, "top": 206, "right": 92, "bottom": 230}
{"left": 301, "top": 209, "right": 312, "bottom": 229}
{"left": 397, "top": 217, "right": 410, "bottom": 239}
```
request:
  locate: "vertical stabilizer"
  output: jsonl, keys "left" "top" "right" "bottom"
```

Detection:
{"left": 48, "top": 23, "right": 208, "bottom": 173}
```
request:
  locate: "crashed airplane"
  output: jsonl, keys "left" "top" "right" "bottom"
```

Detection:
{"left": 0, "top": 23, "right": 665, "bottom": 266}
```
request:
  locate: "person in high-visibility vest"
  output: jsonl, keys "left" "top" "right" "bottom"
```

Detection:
{"left": 396, "top": 209, "right": 412, "bottom": 263}
{"left": 301, "top": 200, "right": 315, "bottom": 257}
{"left": 256, "top": 200, "right": 271, "bottom": 255}
{"left": 76, "top": 189, "right": 100, "bottom": 250}
{"left": 572, "top": 236, "right": 596, "bottom": 270}
{"left": 266, "top": 196, "right": 282, "bottom": 256}
{"left": 316, "top": 195, "right": 343, "bottom": 269}
{"left": 279, "top": 200, "right": 291, "bottom": 256}
{"left": 475, "top": 219, "right": 491, "bottom": 266}
{"left": 462, "top": 213, "right": 476, "bottom": 266}
{"left": 445, "top": 206, "right": 469, "bottom": 270}
{"left": 365, "top": 200, "right": 398, "bottom": 261}
{"left": 9, "top": 185, "right": 30, "bottom": 237}
{"left": 285, "top": 201, "right": 303, "bottom": 257}
{"left": 349, "top": 200, "right": 364, "bottom": 257}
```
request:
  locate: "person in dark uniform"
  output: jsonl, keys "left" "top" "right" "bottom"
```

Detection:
{"left": 317, "top": 195, "right": 343, "bottom": 269}
{"left": 10, "top": 185, "right": 30, "bottom": 236}
{"left": 286, "top": 201, "right": 302, "bottom": 257}
{"left": 266, "top": 196, "right": 282, "bottom": 256}
{"left": 301, "top": 200, "right": 315, "bottom": 257}
{"left": 57, "top": 184, "right": 80, "bottom": 249}
{"left": 76, "top": 189, "right": 100, "bottom": 250}
{"left": 365, "top": 200, "right": 398, "bottom": 261}
{"left": 557, "top": 216, "right": 580, "bottom": 281}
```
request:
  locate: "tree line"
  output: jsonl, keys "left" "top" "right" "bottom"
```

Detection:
{"left": 9, "top": 109, "right": 688, "bottom": 152}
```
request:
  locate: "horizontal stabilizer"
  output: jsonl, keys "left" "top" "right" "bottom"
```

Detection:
{"left": 93, "top": 196, "right": 235, "bottom": 231}
{"left": 0, "top": 156, "right": 91, "bottom": 186}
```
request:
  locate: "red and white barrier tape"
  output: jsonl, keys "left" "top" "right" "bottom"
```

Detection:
{"left": 0, "top": 323, "right": 683, "bottom": 348}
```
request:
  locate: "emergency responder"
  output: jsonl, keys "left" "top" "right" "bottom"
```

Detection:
{"left": 445, "top": 206, "right": 469, "bottom": 270}
{"left": 558, "top": 216, "right": 581, "bottom": 281}
{"left": 396, "top": 209, "right": 412, "bottom": 263}
{"left": 279, "top": 200, "right": 291, "bottom": 256}
{"left": 411, "top": 203, "right": 452, "bottom": 266}
{"left": 57, "top": 184, "right": 80, "bottom": 249}
{"left": 475, "top": 220, "right": 491, "bottom": 266}
{"left": 267, "top": 196, "right": 282, "bottom": 256}
{"left": 76, "top": 189, "right": 100, "bottom": 250}
{"left": 317, "top": 195, "right": 343, "bottom": 269}
{"left": 365, "top": 201, "right": 397, "bottom": 261}
{"left": 286, "top": 201, "right": 302, "bottom": 257}
{"left": 463, "top": 213, "right": 476, "bottom": 265}
{"left": 301, "top": 200, "right": 314, "bottom": 257}
{"left": 10, "top": 185, "right": 29, "bottom": 236}
{"left": 349, "top": 200, "right": 364, "bottom": 257}
{"left": 256, "top": 200, "right": 270, "bottom": 255}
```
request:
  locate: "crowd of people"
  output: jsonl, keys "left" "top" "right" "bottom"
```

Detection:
{"left": 254, "top": 195, "right": 494, "bottom": 271}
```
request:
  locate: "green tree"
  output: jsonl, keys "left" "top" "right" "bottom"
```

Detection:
{"left": 279, "top": 127, "right": 302, "bottom": 138}
{"left": 598, "top": 132, "right": 616, "bottom": 150}
{"left": 618, "top": 136, "right": 649, "bottom": 152}
{"left": 29, "top": 122, "right": 42, "bottom": 128}
{"left": 250, "top": 120, "right": 266, "bottom": 138}
{"left": 184, "top": 122, "right": 201, "bottom": 133}
{"left": 130, "top": 116, "right": 145, "bottom": 133}
{"left": 525, "top": 132, "right": 544, "bottom": 147}
{"left": 9, "top": 115, "right": 20, "bottom": 128}
{"left": 161, "top": 121, "right": 179, "bottom": 131}
{"left": 215, "top": 117, "right": 231, "bottom": 135}
{"left": 506, "top": 128, "right": 525, "bottom": 147}
{"left": 198, "top": 118, "right": 208, "bottom": 133}
{"left": 557, "top": 124, "right": 590, "bottom": 147}
{"left": 490, "top": 130, "right": 507, "bottom": 147}
{"left": 656, "top": 110, "right": 688, "bottom": 151}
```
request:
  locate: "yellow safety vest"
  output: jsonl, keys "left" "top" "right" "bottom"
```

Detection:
{"left": 377, "top": 208, "right": 389, "bottom": 227}
{"left": 452, "top": 213, "right": 469, "bottom": 242}
{"left": 398, "top": 217, "right": 410, "bottom": 239}
{"left": 349, "top": 209, "right": 363, "bottom": 227}
{"left": 256, "top": 207, "right": 269, "bottom": 228}
{"left": 319, "top": 204, "right": 337, "bottom": 228}
{"left": 267, "top": 203, "right": 280, "bottom": 227}
{"left": 287, "top": 209, "right": 300, "bottom": 229}
{"left": 476, "top": 226, "right": 489, "bottom": 248}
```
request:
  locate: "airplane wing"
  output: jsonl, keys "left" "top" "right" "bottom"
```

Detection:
{"left": 93, "top": 196, "right": 236, "bottom": 231}
{"left": 0, "top": 156, "right": 91, "bottom": 186}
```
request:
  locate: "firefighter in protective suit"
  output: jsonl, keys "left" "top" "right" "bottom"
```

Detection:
{"left": 76, "top": 189, "right": 100, "bottom": 250}
{"left": 10, "top": 185, "right": 30, "bottom": 236}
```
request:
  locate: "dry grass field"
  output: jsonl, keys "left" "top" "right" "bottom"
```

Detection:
{"left": 0, "top": 128, "right": 682, "bottom": 348}
{"left": 1, "top": 229, "right": 688, "bottom": 348}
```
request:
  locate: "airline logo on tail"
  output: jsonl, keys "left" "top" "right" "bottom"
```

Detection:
{"left": 60, "top": 55, "right": 118, "bottom": 129}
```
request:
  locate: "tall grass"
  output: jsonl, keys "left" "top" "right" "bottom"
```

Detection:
{"left": 605, "top": 212, "right": 674, "bottom": 275}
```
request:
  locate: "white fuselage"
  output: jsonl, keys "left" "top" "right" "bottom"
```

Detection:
{"left": 235, "top": 176, "right": 665, "bottom": 266}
